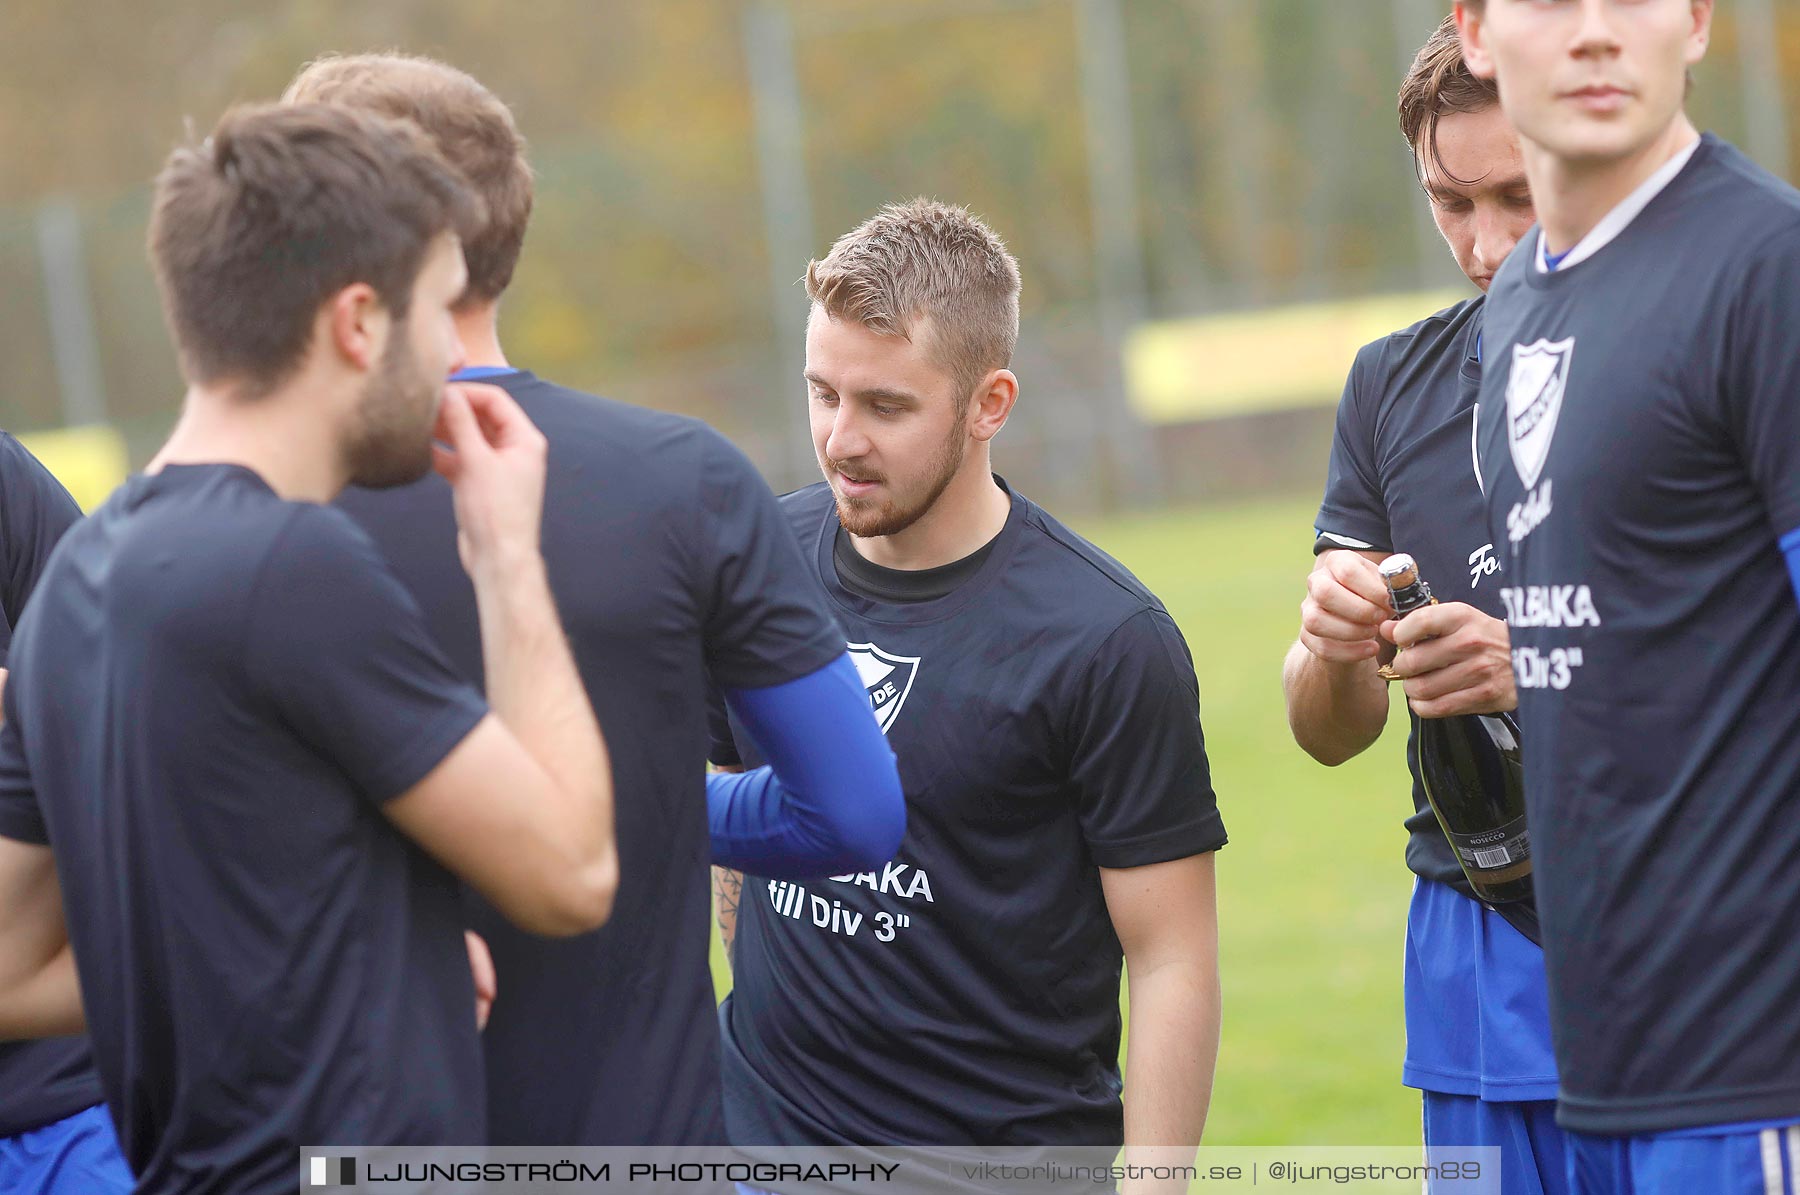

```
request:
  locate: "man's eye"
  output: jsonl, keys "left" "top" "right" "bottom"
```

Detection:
{"left": 812, "top": 392, "right": 838, "bottom": 406}
{"left": 873, "top": 405, "right": 900, "bottom": 417}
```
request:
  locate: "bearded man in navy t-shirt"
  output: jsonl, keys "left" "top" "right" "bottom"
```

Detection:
{"left": 0, "top": 103, "right": 618, "bottom": 1194}
{"left": 712, "top": 200, "right": 1226, "bottom": 1172}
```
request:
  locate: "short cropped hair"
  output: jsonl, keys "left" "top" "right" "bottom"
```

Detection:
{"left": 806, "top": 199, "right": 1021, "bottom": 409}
{"left": 284, "top": 52, "right": 533, "bottom": 308}
{"left": 148, "top": 102, "right": 481, "bottom": 398}
{"left": 1399, "top": 15, "right": 1502, "bottom": 185}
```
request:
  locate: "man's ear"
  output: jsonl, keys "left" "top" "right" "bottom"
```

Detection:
{"left": 326, "top": 282, "right": 387, "bottom": 373}
{"left": 1455, "top": 3, "right": 1497, "bottom": 82}
{"left": 1685, "top": 0, "right": 1714, "bottom": 66}
{"left": 967, "top": 369, "right": 1019, "bottom": 444}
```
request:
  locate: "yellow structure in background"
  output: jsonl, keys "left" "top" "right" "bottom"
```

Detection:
{"left": 19, "top": 425, "right": 129, "bottom": 511}
{"left": 1125, "top": 289, "right": 1468, "bottom": 423}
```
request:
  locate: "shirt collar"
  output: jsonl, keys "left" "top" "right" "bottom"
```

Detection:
{"left": 1536, "top": 136, "right": 1701, "bottom": 273}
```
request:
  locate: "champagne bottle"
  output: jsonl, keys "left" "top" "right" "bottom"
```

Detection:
{"left": 1380, "top": 553, "right": 1533, "bottom": 906}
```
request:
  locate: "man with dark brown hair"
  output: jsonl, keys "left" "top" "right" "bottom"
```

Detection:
{"left": 1283, "top": 17, "right": 1565, "bottom": 1194}
{"left": 285, "top": 53, "right": 904, "bottom": 1150}
{"left": 0, "top": 102, "right": 620, "bottom": 1193}
{"left": 1460, "top": 2, "right": 1800, "bottom": 1189}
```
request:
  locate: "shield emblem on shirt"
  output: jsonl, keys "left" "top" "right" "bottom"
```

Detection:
{"left": 1506, "top": 338, "right": 1574, "bottom": 489}
{"left": 847, "top": 642, "right": 920, "bottom": 735}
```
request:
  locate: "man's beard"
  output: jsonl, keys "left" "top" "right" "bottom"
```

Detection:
{"left": 342, "top": 329, "right": 440, "bottom": 490}
{"left": 830, "top": 420, "right": 965, "bottom": 539}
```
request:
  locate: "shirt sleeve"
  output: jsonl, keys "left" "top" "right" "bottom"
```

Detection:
{"left": 1723, "top": 224, "right": 1800, "bottom": 538}
{"left": 1314, "top": 341, "right": 1393, "bottom": 556}
{"left": 694, "top": 430, "right": 845, "bottom": 690}
{"left": 245, "top": 505, "right": 488, "bottom": 804}
{"left": 1065, "top": 607, "right": 1226, "bottom": 868}
{"left": 0, "top": 434, "right": 83, "bottom": 643}
{"left": 0, "top": 684, "right": 44, "bottom": 845}
{"left": 707, "top": 654, "right": 905, "bottom": 878}
{"left": 0, "top": 437, "right": 81, "bottom": 843}
{"left": 706, "top": 677, "right": 743, "bottom": 768}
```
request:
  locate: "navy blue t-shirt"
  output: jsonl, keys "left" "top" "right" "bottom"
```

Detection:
{"left": 711, "top": 482, "right": 1226, "bottom": 1148}
{"left": 0, "top": 465, "right": 489, "bottom": 1191}
{"left": 1315, "top": 301, "right": 1557, "bottom": 1102}
{"left": 1475, "top": 134, "right": 1800, "bottom": 1133}
{"left": 1316, "top": 298, "right": 1508, "bottom": 898}
{"left": 0, "top": 432, "right": 105, "bottom": 1141}
{"left": 336, "top": 371, "right": 846, "bottom": 1147}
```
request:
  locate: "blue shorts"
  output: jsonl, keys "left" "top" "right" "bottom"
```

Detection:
{"left": 1425, "top": 1091, "right": 1568, "bottom": 1195}
{"left": 0, "top": 1103, "right": 133, "bottom": 1194}
{"left": 1566, "top": 1122, "right": 1800, "bottom": 1195}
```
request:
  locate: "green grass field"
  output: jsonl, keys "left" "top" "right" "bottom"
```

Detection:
{"left": 711, "top": 492, "right": 1421, "bottom": 1145}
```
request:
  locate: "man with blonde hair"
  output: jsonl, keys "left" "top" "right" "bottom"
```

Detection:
{"left": 711, "top": 199, "right": 1225, "bottom": 1166}
{"left": 1285, "top": 17, "right": 1564, "bottom": 1192}
{"left": 286, "top": 52, "right": 905, "bottom": 1149}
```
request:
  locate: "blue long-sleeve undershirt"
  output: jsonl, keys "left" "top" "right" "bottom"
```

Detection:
{"left": 706, "top": 653, "right": 905, "bottom": 880}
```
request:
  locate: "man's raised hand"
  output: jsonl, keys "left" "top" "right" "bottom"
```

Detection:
{"left": 433, "top": 382, "right": 548, "bottom": 578}
{"left": 1299, "top": 551, "right": 1394, "bottom": 664}
{"left": 1381, "top": 602, "right": 1516, "bottom": 718}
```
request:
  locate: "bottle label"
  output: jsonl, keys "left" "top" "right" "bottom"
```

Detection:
{"left": 1447, "top": 813, "right": 1531, "bottom": 879}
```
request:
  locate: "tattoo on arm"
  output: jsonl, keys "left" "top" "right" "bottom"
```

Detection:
{"left": 713, "top": 867, "right": 743, "bottom": 968}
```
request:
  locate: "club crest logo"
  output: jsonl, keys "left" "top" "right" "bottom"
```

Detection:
{"left": 1506, "top": 338, "right": 1574, "bottom": 489}
{"left": 847, "top": 642, "right": 920, "bottom": 735}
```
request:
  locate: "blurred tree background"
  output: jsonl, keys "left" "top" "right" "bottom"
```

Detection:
{"left": 5, "top": 0, "right": 1799, "bottom": 1150}
{"left": 2, "top": 0, "right": 1796, "bottom": 504}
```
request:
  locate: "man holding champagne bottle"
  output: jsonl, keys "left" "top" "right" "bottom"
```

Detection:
{"left": 1282, "top": 18, "right": 1564, "bottom": 1194}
